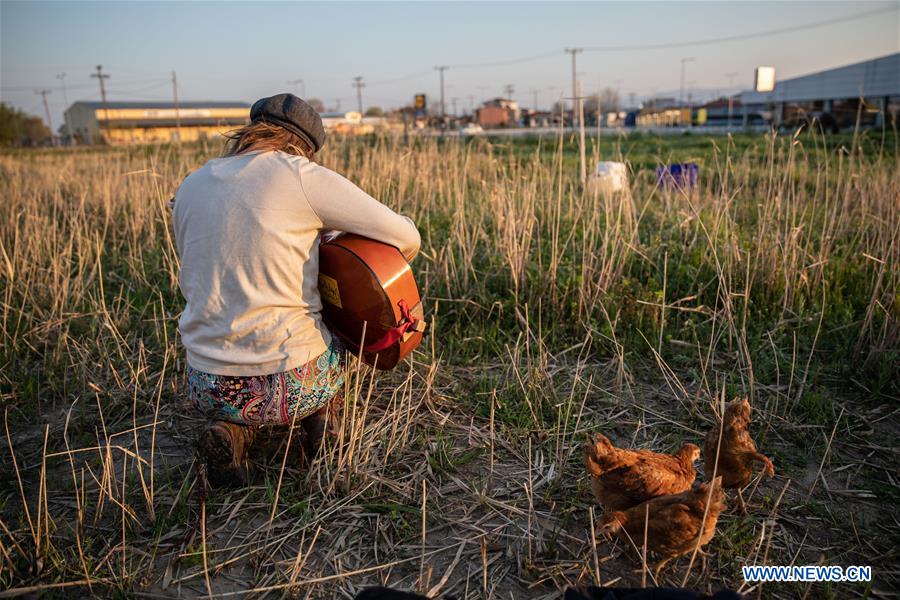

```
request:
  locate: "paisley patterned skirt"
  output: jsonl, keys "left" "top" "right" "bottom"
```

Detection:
{"left": 187, "top": 339, "right": 345, "bottom": 425}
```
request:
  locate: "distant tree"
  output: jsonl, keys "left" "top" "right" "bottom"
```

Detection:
{"left": 0, "top": 103, "right": 50, "bottom": 146}
{"left": 22, "top": 116, "right": 51, "bottom": 146}
{"left": 365, "top": 106, "right": 384, "bottom": 117}
{"left": 584, "top": 88, "right": 621, "bottom": 115}
{"left": 0, "top": 103, "right": 24, "bottom": 146}
{"left": 306, "top": 98, "right": 326, "bottom": 113}
{"left": 584, "top": 94, "right": 601, "bottom": 115}
{"left": 389, "top": 106, "right": 410, "bottom": 119}
{"left": 599, "top": 87, "right": 620, "bottom": 113}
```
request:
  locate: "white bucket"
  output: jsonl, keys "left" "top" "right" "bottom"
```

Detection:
{"left": 589, "top": 161, "right": 629, "bottom": 193}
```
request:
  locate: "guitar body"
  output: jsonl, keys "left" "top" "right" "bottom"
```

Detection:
{"left": 317, "top": 234, "right": 425, "bottom": 370}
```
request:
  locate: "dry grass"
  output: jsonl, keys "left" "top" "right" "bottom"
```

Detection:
{"left": 0, "top": 130, "right": 898, "bottom": 598}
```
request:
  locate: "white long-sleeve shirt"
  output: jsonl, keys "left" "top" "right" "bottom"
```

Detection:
{"left": 173, "top": 150, "right": 420, "bottom": 376}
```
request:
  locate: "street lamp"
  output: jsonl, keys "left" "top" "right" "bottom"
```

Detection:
{"left": 686, "top": 80, "right": 697, "bottom": 127}
{"left": 679, "top": 57, "right": 695, "bottom": 107}
{"left": 726, "top": 72, "right": 738, "bottom": 129}
{"left": 57, "top": 73, "right": 71, "bottom": 142}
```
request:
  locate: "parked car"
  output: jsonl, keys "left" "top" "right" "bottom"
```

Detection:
{"left": 779, "top": 107, "right": 842, "bottom": 134}
{"left": 459, "top": 123, "right": 484, "bottom": 137}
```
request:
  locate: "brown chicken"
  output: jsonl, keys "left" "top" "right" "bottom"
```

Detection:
{"left": 584, "top": 433, "right": 700, "bottom": 511}
{"left": 705, "top": 398, "right": 775, "bottom": 512}
{"left": 598, "top": 476, "right": 726, "bottom": 576}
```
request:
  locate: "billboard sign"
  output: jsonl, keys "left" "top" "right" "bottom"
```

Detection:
{"left": 754, "top": 67, "right": 776, "bottom": 93}
{"left": 414, "top": 94, "right": 427, "bottom": 118}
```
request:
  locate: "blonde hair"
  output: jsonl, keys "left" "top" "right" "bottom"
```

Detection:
{"left": 223, "top": 121, "right": 314, "bottom": 158}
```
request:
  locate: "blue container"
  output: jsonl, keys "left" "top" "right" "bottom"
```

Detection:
{"left": 656, "top": 163, "right": 699, "bottom": 191}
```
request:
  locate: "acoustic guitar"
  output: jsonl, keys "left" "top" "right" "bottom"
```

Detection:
{"left": 317, "top": 234, "right": 426, "bottom": 370}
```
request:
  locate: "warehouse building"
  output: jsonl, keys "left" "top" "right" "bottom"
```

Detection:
{"left": 739, "top": 53, "right": 899, "bottom": 129}
{"left": 64, "top": 101, "right": 250, "bottom": 144}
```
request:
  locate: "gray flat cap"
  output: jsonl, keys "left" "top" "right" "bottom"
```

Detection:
{"left": 250, "top": 93, "right": 326, "bottom": 152}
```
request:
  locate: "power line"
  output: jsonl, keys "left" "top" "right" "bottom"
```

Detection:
{"left": 582, "top": 5, "right": 898, "bottom": 52}
{"left": 1, "top": 78, "right": 163, "bottom": 93}
{"left": 107, "top": 81, "right": 170, "bottom": 96}
{"left": 2, "top": 5, "right": 892, "bottom": 121}
{"left": 450, "top": 50, "right": 560, "bottom": 70}
{"left": 101, "top": 91, "right": 171, "bottom": 100}
{"left": 368, "top": 69, "right": 432, "bottom": 86}
{"left": 440, "top": 6, "right": 896, "bottom": 70}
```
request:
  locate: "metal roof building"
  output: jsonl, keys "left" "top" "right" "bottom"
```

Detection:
{"left": 65, "top": 100, "right": 250, "bottom": 144}
{"left": 739, "top": 53, "right": 899, "bottom": 128}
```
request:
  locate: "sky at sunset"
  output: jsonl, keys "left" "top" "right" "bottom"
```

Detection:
{"left": 2, "top": 1, "right": 898, "bottom": 127}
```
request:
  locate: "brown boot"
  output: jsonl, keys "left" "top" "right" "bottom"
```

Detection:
{"left": 300, "top": 395, "right": 342, "bottom": 460}
{"left": 199, "top": 420, "right": 257, "bottom": 487}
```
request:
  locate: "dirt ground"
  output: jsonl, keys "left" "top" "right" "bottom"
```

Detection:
{"left": 4, "top": 351, "right": 897, "bottom": 599}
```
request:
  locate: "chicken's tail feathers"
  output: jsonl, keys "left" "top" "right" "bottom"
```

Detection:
{"left": 702, "top": 475, "right": 726, "bottom": 498}
{"left": 591, "top": 433, "right": 615, "bottom": 451}
{"left": 740, "top": 450, "right": 774, "bottom": 477}
{"left": 756, "top": 453, "right": 775, "bottom": 477}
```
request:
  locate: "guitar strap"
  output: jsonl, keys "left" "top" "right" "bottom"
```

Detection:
{"left": 360, "top": 299, "right": 425, "bottom": 353}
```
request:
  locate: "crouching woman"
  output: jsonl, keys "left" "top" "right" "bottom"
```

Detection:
{"left": 172, "top": 94, "right": 420, "bottom": 486}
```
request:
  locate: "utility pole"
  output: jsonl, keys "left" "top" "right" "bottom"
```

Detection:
{"left": 435, "top": 66, "right": 449, "bottom": 122}
{"left": 578, "top": 80, "right": 586, "bottom": 184}
{"left": 451, "top": 97, "right": 458, "bottom": 117}
{"left": 57, "top": 73, "right": 71, "bottom": 143}
{"left": 288, "top": 79, "right": 306, "bottom": 98}
{"left": 679, "top": 57, "right": 695, "bottom": 107}
{"left": 467, "top": 95, "right": 474, "bottom": 116}
{"left": 687, "top": 88, "right": 694, "bottom": 128}
{"left": 565, "top": 48, "right": 583, "bottom": 126}
{"left": 547, "top": 86, "right": 558, "bottom": 113}
{"left": 565, "top": 84, "right": 587, "bottom": 183}
{"left": 726, "top": 72, "right": 738, "bottom": 130}
{"left": 35, "top": 89, "right": 54, "bottom": 144}
{"left": 613, "top": 79, "right": 624, "bottom": 112}
{"left": 170, "top": 71, "right": 181, "bottom": 143}
{"left": 91, "top": 65, "right": 110, "bottom": 140}
{"left": 352, "top": 76, "right": 365, "bottom": 115}
{"left": 503, "top": 84, "right": 514, "bottom": 99}
{"left": 335, "top": 98, "right": 341, "bottom": 112}
{"left": 529, "top": 87, "right": 539, "bottom": 111}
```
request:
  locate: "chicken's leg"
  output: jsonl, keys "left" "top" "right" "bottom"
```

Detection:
{"left": 736, "top": 488, "right": 747, "bottom": 514}
{"left": 653, "top": 557, "right": 673, "bottom": 579}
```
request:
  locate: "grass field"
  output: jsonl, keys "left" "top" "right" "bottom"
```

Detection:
{"left": 0, "top": 129, "right": 898, "bottom": 598}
